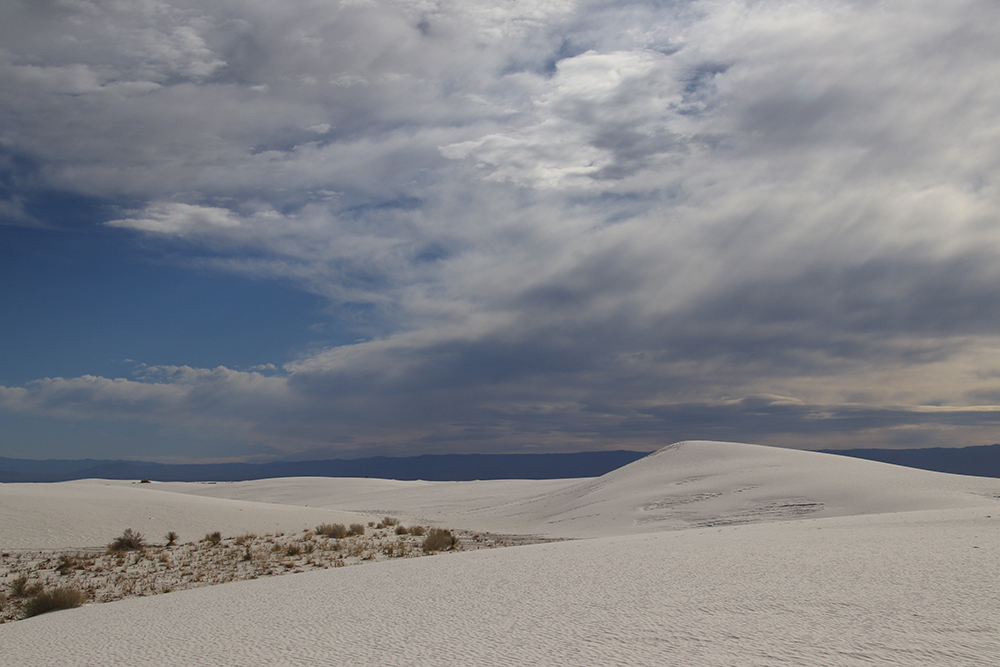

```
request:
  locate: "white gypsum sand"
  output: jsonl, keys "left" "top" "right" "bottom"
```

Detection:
{"left": 1, "top": 441, "right": 999, "bottom": 666}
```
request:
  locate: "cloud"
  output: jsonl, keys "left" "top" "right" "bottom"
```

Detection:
{"left": 4, "top": 0, "right": 1000, "bottom": 457}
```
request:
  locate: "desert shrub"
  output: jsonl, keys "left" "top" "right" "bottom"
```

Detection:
{"left": 204, "top": 531, "right": 222, "bottom": 545}
{"left": 395, "top": 525, "right": 409, "bottom": 535}
{"left": 409, "top": 525, "right": 426, "bottom": 536}
{"left": 315, "top": 523, "right": 348, "bottom": 539}
{"left": 302, "top": 542, "right": 315, "bottom": 554}
{"left": 165, "top": 531, "right": 178, "bottom": 546}
{"left": 348, "top": 523, "right": 366, "bottom": 536}
{"left": 381, "top": 516, "right": 399, "bottom": 526}
{"left": 139, "top": 479, "right": 151, "bottom": 484}
{"left": 286, "top": 544, "right": 302, "bottom": 557}
{"left": 8, "top": 577, "right": 26, "bottom": 597}
{"left": 56, "top": 554, "right": 81, "bottom": 574}
{"left": 107, "top": 528, "right": 145, "bottom": 552}
{"left": 234, "top": 533, "right": 257, "bottom": 545}
{"left": 422, "top": 528, "right": 458, "bottom": 553}
{"left": 0, "top": 591, "right": 6, "bottom": 610}
{"left": 22, "top": 587, "right": 86, "bottom": 618}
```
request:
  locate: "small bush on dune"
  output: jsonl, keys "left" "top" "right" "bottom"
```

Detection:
{"left": 56, "top": 554, "right": 81, "bottom": 573}
{"left": 165, "top": 531, "right": 178, "bottom": 546}
{"left": 22, "top": 587, "right": 86, "bottom": 618}
{"left": 9, "top": 576, "right": 41, "bottom": 598}
{"left": 395, "top": 525, "right": 409, "bottom": 535}
{"left": 348, "top": 523, "right": 366, "bottom": 537}
{"left": 316, "top": 523, "right": 348, "bottom": 539}
{"left": 204, "top": 531, "right": 222, "bottom": 545}
{"left": 381, "top": 517, "right": 399, "bottom": 527}
{"left": 409, "top": 526, "right": 426, "bottom": 537}
{"left": 107, "top": 528, "right": 145, "bottom": 553}
{"left": 422, "top": 528, "right": 458, "bottom": 553}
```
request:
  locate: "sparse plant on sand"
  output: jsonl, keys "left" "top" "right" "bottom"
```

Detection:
{"left": 107, "top": 529, "right": 145, "bottom": 553}
{"left": 395, "top": 525, "right": 409, "bottom": 535}
{"left": 422, "top": 528, "right": 459, "bottom": 553}
{"left": 381, "top": 516, "right": 399, "bottom": 526}
{"left": 21, "top": 587, "right": 86, "bottom": 618}
{"left": 165, "top": 531, "right": 178, "bottom": 546}
{"left": 409, "top": 526, "right": 426, "bottom": 536}
{"left": 315, "top": 523, "right": 347, "bottom": 538}
{"left": 348, "top": 523, "right": 366, "bottom": 536}
{"left": 204, "top": 532, "right": 222, "bottom": 546}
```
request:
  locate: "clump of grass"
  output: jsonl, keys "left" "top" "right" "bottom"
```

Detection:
{"left": 107, "top": 528, "right": 145, "bottom": 553}
{"left": 285, "top": 544, "right": 302, "bottom": 557}
{"left": 315, "top": 523, "right": 348, "bottom": 539}
{"left": 409, "top": 525, "right": 426, "bottom": 536}
{"left": 381, "top": 517, "right": 399, "bottom": 526}
{"left": 56, "top": 554, "right": 81, "bottom": 574}
{"left": 422, "top": 528, "right": 458, "bottom": 553}
{"left": 348, "top": 523, "right": 366, "bottom": 537}
{"left": 22, "top": 587, "right": 86, "bottom": 618}
{"left": 165, "top": 531, "right": 178, "bottom": 547}
{"left": 204, "top": 531, "right": 222, "bottom": 546}
{"left": 395, "top": 525, "right": 409, "bottom": 535}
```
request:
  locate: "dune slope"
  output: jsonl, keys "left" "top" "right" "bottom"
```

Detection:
{"left": 2, "top": 441, "right": 999, "bottom": 666}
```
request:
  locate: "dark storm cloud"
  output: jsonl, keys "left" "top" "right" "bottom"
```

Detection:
{"left": 3, "top": 0, "right": 1000, "bottom": 459}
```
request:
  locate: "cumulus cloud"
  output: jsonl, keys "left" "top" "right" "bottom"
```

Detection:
{"left": 3, "top": 0, "right": 1000, "bottom": 458}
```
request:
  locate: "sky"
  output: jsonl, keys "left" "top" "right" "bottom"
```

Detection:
{"left": 2, "top": 0, "right": 1000, "bottom": 463}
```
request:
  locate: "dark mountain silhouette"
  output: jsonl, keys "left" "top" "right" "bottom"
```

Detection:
{"left": 821, "top": 443, "right": 1000, "bottom": 478}
{"left": 0, "top": 450, "right": 654, "bottom": 483}
{"left": 3, "top": 444, "right": 997, "bottom": 483}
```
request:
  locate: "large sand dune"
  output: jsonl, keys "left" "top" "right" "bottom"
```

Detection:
{"left": 2, "top": 441, "right": 999, "bottom": 666}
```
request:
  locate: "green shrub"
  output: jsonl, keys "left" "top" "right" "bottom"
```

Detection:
{"left": 315, "top": 523, "right": 348, "bottom": 539}
{"left": 107, "top": 528, "right": 145, "bottom": 552}
{"left": 22, "top": 587, "right": 86, "bottom": 618}
{"left": 422, "top": 528, "right": 458, "bottom": 553}
{"left": 348, "top": 523, "right": 366, "bottom": 536}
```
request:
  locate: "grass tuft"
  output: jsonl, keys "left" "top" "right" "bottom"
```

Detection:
{"left": 22, "top": 587, "right": 86, "bottom": 618}
{"left": 107, "top": 528, "right": 145, "bottom": 553}
{"left": 422, "top": 528, "right": 459, "bottom": 553}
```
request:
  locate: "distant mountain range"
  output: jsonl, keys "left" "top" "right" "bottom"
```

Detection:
{"left": 0, "top": 450, "right": 654, "bottom": 483}
{"left": 1, "top": 444, "right": 997, "bottom": 483}
{"left": 820, "top": 443, "right": 1000, "bottom": 479}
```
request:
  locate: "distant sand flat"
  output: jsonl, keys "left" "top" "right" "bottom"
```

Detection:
{"left": 3, "top": 441, "right": 999, "bottom": 666}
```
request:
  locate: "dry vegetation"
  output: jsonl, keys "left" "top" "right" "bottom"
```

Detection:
{"left": 0, "top": 519, "right": 539, "bottom": 623}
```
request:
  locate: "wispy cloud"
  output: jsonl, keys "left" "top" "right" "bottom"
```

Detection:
{"left": 3, "top": 0, "right": 1000, "bottom": 459}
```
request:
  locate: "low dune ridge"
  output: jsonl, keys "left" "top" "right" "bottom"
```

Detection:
{"left": 133, "top": 440, "right": 1000, "bottom": 538}
{"left": 2, "top": 441, "right": 999, "bottom": 666}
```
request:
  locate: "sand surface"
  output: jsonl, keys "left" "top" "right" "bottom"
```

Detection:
{"left": 2, "top": 441, "right": 999, "bottom": 666}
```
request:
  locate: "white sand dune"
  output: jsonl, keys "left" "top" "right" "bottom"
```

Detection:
{"left": 0, "top": 479, "right": 370, "bottom": 550}
{"left": 2, "top": 441, "right": 999, "bottom": 666}
{"left": 151, "top": 440, "right": 1000, "bottom": 538}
